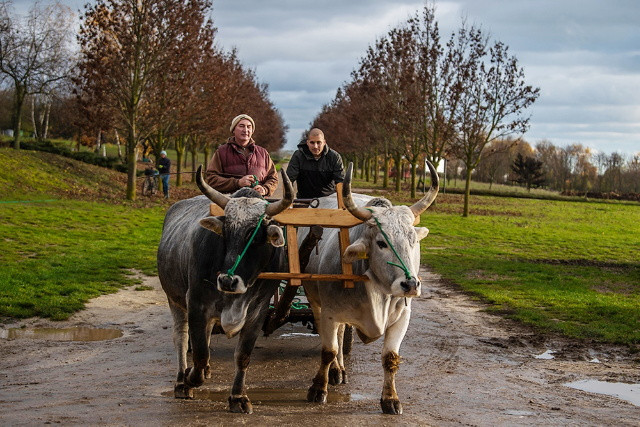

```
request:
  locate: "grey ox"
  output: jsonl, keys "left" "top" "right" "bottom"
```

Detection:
{"left": 303, "top": 161, "right": 439, "bottom": 415}
{"left": 157, "top": 166, "right": 293, "bottom": 414}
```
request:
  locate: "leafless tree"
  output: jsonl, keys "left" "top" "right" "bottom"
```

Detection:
{"left": 0, "top": 0, "right": 75, "bottom": 149}
{"left": 450, "top": 29, "right": 540, "bottom": 216}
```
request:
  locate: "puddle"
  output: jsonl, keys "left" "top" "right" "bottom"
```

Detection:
{"left": 534, "top": 350, "right": 555, "bottom": 359}
{"left": 277, "top": 332, "right": 319, "bottom": 339}
{"left": 565, "top": 380, "right": 640, "bottom": 407}
{"left": 162, "top": 387, "right": 358, "bottom": 405}
{"left": 504, "top": 410, "right": 537, "bottom": 416}
{"left": 0, "top": 326, "right": 123, "bottom": 341}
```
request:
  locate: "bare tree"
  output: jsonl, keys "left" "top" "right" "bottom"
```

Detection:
{"left": 0, "top": 0, "right": 75, "bottom": 149}
{"left": 77, "top": 0, "right": 217, "bottom": 200}
{"left": 451, "top": 30, "right": 540, "bottom": 216}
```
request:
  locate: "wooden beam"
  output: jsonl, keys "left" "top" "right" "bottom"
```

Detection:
{"left": 285, "top": 225, "right": 301, "bottom": 286}
{"left": 209, "top": 204, "right": 363, "bottom": 228}
{"left": 258, "top": 272, "right": 368, "bottom": 282}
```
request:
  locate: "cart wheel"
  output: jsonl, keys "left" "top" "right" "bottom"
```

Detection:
{"left": 343, "top": 324, "right": 354, "bottom": 356}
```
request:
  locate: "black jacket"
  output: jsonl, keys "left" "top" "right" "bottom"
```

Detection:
{"left": 157, "top": 156, "right": 171, "bottom": 175}
{"left": 286, "top": 142, "right": 344, "bottom": 198}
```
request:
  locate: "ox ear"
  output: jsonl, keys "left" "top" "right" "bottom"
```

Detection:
{"left": 343, "top": 238, "right": 369, "bottom": 263}
{"left": 415, "top": 226, "right": 430, "bottom": 241}
{"left": 199, "top": 216, "right": 224, "bottom": 235}
{"left": 267, "top": 224, "right": 285, "bottom": 247}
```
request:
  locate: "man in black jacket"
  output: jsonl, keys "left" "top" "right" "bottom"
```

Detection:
{"left": 286, "top": 128, "right": 344, "bottom": 199}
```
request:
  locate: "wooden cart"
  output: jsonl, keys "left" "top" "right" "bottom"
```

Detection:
{"left": 210, "top": 184, "right": 368, "bottom": 335}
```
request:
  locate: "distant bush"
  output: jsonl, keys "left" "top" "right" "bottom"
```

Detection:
{"left": 19, "top": 140, "right": 125, "bottom": 171}
{"left": 561, "top": 190, "right": 640, "bottom": 202}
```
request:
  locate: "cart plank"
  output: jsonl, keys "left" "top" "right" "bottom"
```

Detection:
{"left": 258, "top": 272, "right": 368, "bottom": 282}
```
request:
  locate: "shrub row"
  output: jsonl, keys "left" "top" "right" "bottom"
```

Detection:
{"left": 560, "top": 190, "right": 640, "bottom": 202}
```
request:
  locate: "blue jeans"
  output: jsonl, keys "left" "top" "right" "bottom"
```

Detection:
{"left": 161, "top": 174, "right": 170, "bottom": 197}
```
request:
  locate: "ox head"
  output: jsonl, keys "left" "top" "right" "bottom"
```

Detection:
{"left": 341, "top": 161, "right": 439, "bottom": 298}
{"left": 195, "top": 166, "right": 293, "bottom": 294}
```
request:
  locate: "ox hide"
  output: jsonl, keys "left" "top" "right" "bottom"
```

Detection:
{"left": 158, "top": 184, "right": 288, "bottom": 414}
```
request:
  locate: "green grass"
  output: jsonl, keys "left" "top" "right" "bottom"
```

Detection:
{"left": 418, "top": 193, "right": 640, "bottom": 345}
{"left": 0, "top": 199, "right": 164, "bottom": 320}
{"left": 1, "top": 148, "right": 639, "bottom": 348}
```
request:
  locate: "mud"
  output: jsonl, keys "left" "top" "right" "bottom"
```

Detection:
{"left": 0, "top": 270, "right": 638, "bottom": 426}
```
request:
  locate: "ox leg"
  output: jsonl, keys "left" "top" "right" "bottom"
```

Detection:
{"left": 227, "top": 326, "right": 261, "bottom": 414}
{"left": 185, "top": 311, "right": 214, "bottom": 390}
{"left": 329, "top": 324, "right": 347, "bottom": 385}
{"left": 169, "top": 302, "right": 192, "bottom": 399}
{"left": 379, "top": 308, "right": 411, "bottom": 415}
{"left": 307, "top": 320, "right": 339, "bottom": 404}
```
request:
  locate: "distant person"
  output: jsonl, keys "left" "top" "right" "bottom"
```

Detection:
{"left": 157, "top": 150, "right": 171, "bottom": 199}
{"left": 205, "top": 114, "right": 277, "bottom": 196}
{"left": 286, "top": 128, "right": 344, "bottom": 199}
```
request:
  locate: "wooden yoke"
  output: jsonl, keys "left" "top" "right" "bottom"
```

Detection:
{"left": 208, "top": 184, "right": 368, "bottom": 287}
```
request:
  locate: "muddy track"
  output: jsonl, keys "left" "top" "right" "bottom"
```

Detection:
{"left": 0, "top": 269, "right": 638, "bottom": 426}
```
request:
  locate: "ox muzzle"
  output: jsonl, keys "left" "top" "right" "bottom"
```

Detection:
{"left": 217, "top": 274, "right": 247, "bottom": 294}
{"left": 400, "top": 277, "right": 421, "bottom": 297}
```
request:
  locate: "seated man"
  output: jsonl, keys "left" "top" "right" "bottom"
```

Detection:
{"left": 205, "top": 114, "right": 278, "bottom": 196}
{"left": 286, "top": 128, "right": 344, "bottom": 199}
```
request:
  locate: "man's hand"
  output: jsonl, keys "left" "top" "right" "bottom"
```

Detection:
{"left": 253, "top": 185, "right": 267, "bottom": 196}
{"left": 238, "top": 175, "right": 256, "bottom": 187}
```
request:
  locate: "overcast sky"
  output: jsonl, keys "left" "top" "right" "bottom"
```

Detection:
{"left": 15, "top": 0, "right": 640, "bottom": 155}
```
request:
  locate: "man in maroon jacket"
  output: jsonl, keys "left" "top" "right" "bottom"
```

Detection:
{"left": 205, "top": 114, "right": 278, "bottom": 196}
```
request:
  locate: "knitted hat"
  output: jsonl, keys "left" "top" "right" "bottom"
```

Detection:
{"left": 230, "top": 114, "right": 255, "bottom": 134}
{"left": 160, "top": 150, "right": 167, "bottom": 156}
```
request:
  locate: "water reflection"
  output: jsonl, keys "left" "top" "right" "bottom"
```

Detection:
{"left": 162, "top": 387, "right": 353, "bottom": 406}
{"left": 565, "top": 379, "right": 640, "bottom": 407}
{"left": 0, "top": 326, "right": 122, "bottom": 341}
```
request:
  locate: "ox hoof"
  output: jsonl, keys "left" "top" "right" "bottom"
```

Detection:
{"left": 184, "top": 367, "right": 205, "bottom": 388}
{"left": 307, "top": 386, "right": 327, "bottom": 404}
{"left": 228, "top": 395, "right": 253, "bottom": 414}
{"left": 380, "top": 398, "right": 403, "bottom": 415}
{"left": 204, "top": 365, "right": 212, "bottom": 379}
{"left": 328, "top": 367, "right": 343, "bottom": 386}
{"left": 174, "top": 383, "right": 194, "bottom": 399}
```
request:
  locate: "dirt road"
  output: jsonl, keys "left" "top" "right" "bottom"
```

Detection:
{"left": 1, "top": 270, "right": 638, "bottom": 426}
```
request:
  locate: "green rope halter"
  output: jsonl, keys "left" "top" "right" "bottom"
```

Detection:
{"left": 225, "top": 211, "right": 267, "bottom": 277}
{"left": 366, "top": 208, "right": 414, "bottom": 280}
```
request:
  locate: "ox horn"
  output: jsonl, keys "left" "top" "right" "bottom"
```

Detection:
{"left": 265, "top": 169, "right": 294, "bottom": 217}
{"left": 342, "top": 162, "right": 373, "bottom": 221}
{"left": 196, "top": 165, "right": 230, "bottom": 209}
{"left": 409, "top": 159, "right": 440, "bottom": 217}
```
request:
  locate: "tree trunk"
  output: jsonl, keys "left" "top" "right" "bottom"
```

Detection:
{"left": 12, "top": 83, "right": 27, "bottom": 149}
{"left": 175, "top": 136, "right": 186, "bottom": 187}
{"left": 364, "top": 155, "right": 370, "bottom": 182}
{"left": 125, "top": 121, "right": 138, "bottom": 201}
{"left": 31, "top": 96, "right": 38, "bottom": 140}
{"left": 394, "top": 152, "right": 402, "bottom": 192}
{"left": 373, "top": 149, "right": 378, "bottom": 184}
{"left": 42, "top": 102, "right": 51, "bottom": 140}
{"left": 114, "top": 129, "right": 123, "bottom": 160}
{"left": 410, "top": 161, "right": 417, "bottom": 199}
{"left": 463, "top": 168, "right": 472, "bottom": 217}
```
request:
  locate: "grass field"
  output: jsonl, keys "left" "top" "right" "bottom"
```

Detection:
{"left": 1, "top": 147, "right": 638, "bottom": 346}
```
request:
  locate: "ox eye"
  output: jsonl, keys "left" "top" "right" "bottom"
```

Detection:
{"left": 376, "top": 240, "right": 388, "bottom": 249}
